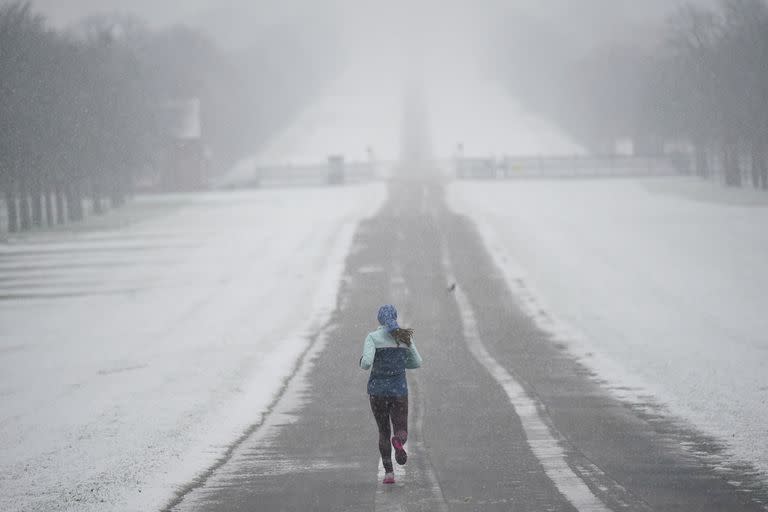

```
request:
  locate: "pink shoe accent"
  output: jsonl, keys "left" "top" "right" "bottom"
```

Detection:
{"left": 392, "top": 436, "right": 407, "bottom": 465}
{"left": 383, "top": 473, "right": 395, "bottom": 484}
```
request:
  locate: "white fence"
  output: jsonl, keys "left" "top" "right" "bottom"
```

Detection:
{"left": 216, "top": 159, "right": 379, "bottom": 189}
{"left": 455, "top": 155, "right": 689, "bottom": 180}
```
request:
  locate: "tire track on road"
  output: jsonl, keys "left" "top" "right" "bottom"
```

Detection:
{"left": 441, "top": 243, "right": 613, "bottom": 512}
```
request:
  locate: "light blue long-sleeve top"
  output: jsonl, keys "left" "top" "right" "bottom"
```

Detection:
{"left": 360, "top": 326, "right": 422, "bottom": 396}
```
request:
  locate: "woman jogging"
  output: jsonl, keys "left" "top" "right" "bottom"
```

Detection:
{"left": 359, "top": 304, "right": 422, "bottom": 484}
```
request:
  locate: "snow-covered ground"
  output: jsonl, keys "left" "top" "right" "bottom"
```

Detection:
{"left": 6, "top": 43, "right": 764, "bottom": 510}
{"left": 0, "top": 186, "right": 384, "bottom": 512}
{"left": 447, "top": 177, "right": 768, "bottom": 479}
{"left": 425, "top": 78, "right": 584, "bottom": 158}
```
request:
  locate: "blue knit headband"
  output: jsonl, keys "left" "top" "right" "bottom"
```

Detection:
{"left": 377, "top": 304, "right": 399, "bottom": 333}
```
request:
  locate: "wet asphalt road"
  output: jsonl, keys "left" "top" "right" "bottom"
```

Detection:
{"left": 168, "top": 176, "right": 767, "bottom": 512}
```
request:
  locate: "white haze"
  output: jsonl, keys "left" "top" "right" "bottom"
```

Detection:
{"left": 31, "top": 0, "right": 715, "bottom": 160}
{"left": 34, "top": 1, "right": 708, "bottom": 55}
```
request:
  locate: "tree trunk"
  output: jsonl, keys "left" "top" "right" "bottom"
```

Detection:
{"left": 92, "top": 178, "right": 104, "bottom": 215}
{"left": 758, "top": 143, "right": 768, "bottom": 190}
{"left": 723, "top": 143, "right": 742, "bottom": 187}
{"left": 31, "top": 178, "right": 43, "bottom": 227}
{"left": 695, "top": 144, "right": 709, "bottom": 178}
{"left": 66, "top": 181, "right": 84, "bottom": 222}
{"left": 55, "top": 182, "right": 66, "bottom": 225}
{"left": 65, "top": 185, "right": 76, "bottom": 222}
{"left": 110, "top": 175, "right": 126, "bottom": 208}
{"left": 92, "top": 196, "right": 103, "bottom": 215}
{"left": 19, "top": 194, "right": 32, "bottom": 231}
{"left": 44, "top": 186, "right": 54, "bottom": 227}
{"left": 19, "top": 175, "right": 32, "bottom": 231}
{"left": 74, "top": 183, "right": 84, "bottom": 221}
{"left": 4, "top": 188, "right": 19, "bottom": 233}
{"left": 750, "top": 142, "right": 761, "bottom": 189}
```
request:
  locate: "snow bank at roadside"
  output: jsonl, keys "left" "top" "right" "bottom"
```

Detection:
{"left": 447, "top": 177, "right": 768, "bottom": 479}
{"left": 0, "top": 185, "right": 385, "bottom": 512}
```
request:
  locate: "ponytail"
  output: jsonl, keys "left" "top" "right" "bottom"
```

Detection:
{"left": 391, "top": 327, "right": 414, "bottom": 347}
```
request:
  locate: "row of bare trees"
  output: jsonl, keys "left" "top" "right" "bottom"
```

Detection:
{"left": 662, "top": 0, "right": 768, "bottom": 187}
{"left": 498, "top": 0, "right": 768, "bottom": 188}
{"left": 0, "top": 2, "right": 139, "bottom": 232}
{"left": 0, "top": 1, "right": 338, "bottom": 233}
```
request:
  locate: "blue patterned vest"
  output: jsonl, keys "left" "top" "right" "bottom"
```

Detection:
{"left": 367, "top": 347, "right": 408, "bottom": 396}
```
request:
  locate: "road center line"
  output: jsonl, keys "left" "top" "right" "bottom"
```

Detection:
{"left": 409, "top": 377, "right": 450, "bottom": 512}
{"left": 374, "top": 256, "right": 448, "bottom": 512}
{"left": 441, "top": 247, "right": 612, "bottom": 512}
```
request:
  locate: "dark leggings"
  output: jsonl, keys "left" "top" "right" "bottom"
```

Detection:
{"left": 369, "top": 395, "right": 409, "bottom": 473}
